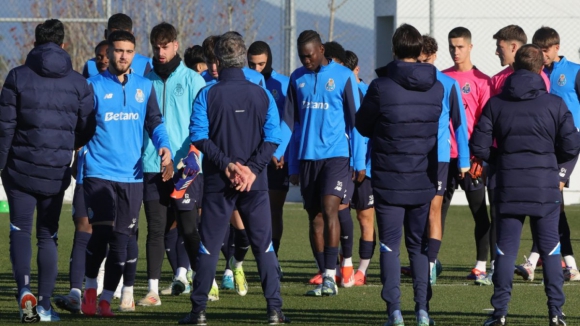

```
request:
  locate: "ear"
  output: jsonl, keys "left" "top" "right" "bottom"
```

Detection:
{"left": 354, "top": 66, "right": 360, "bottom": 75}
{"left": 469, "top": 43, "right": 473, "bottom": 51}
{"left": 60, "top": 43, "right": 65, "bottom": 49}
{"left": 174, "top": 40, "right": 179, "bottom": 52}
{"left": 556, "top": 44, "right": 560, "bottom": 52}
{"left": 511, "top": 42, "right": 518, "bottom": 53}
{"left": 433, "top": 52, "right": 438, "bottom": 62}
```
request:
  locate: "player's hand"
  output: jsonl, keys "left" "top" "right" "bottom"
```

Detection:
{"left": 560, "top": 181, "right": 565, "bottom": 192}
{"left": 234, "top": 162, "right": 257, "bottom": 192}
{"left": 355, "top": 169, "right": 366, "bottom": 183}
{"left": 277, "top": 156, "right": 285, "bottom": 169}
{"left": 159, "top": 147, "right": 172, "bottom": 168}
{"left": 459, "top": 167, "right": 469, "bottom": 179}
{"left": 289, "top": 174, "right": 299, "bottom": 186}
{"left": 225, "top": 162, "right": 244, "bottom": 186}
{"left": 162, "top": 163, "right": 174, "bottom": 182}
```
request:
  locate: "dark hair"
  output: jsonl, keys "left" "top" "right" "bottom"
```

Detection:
{"left": 493, "top": 25, "right": 527, "bottom": 44}
{"left": 448, "top": 27, "right": 471, "bottom": 42}
{"left": 94, "top": 40, "right": 109, "bottom": 54}
{"left": 532, "top": 26, "right": 560, "bottom": 49}
{"left": 344, "top": 50, "right": 358, "bottom": 71}
{"left": 150, "top": 22, "right": 177, "bottom": 45}
{"left": 513, "top": 44, "right": 544, "bottom": 73}
{"left": 202, "top": 35, "right": 220, "bottom": 63}
{"left": 35, "top": 19, "right": 65, "bottom": 46}
{"left": 215, "top": 32, "right": 246, "bottom": 68}
{"left": 108, "top": 13, "right": 132, "bottom": 31}
{"left": 421, "top": 34, "right": 438, "bottom": 56}
{"left": 392, "top": 23, "right": 423, "bottom": 59}
{"left": 297, "top": 30, "right": 322, "bottom": 47}
{"left": 324, "top": 41, "right": 346, "bottom": 64}
{"left": 107, "top": 30, "right": 135, "bottom": 46}
{"left": 184, "top": 45, "right": 205, "bottom": 69}
{"left": 247, "top": 40, "right": 270, "bottom": 56}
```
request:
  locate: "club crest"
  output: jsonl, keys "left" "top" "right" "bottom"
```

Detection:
{"left": 558, "top": 74, "right": 566, "bottom": 86}
{"left": 135, "top": 89, "right": 145, "bottom": 103}
{"left": 462, "top": 83, "right": 471, "bottom": 94}
{"left": 325, "top": 78, "right": 336, "bottom": 91}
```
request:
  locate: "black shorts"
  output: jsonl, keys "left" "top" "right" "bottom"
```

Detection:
{"left": 143, "top": 172, "right": 201, "bottom": 210}
{"left": 436, "top": 162, "right": 449, "bottom": 196}
{"left": 267, "top": 163, "right": 289, "bottom": 192}
{"left": 84, "top": 177, "right": 143, "bottom": 236}
{"left": 448, "top": 158, "right": 485, "bottom": 192}
{"left": 351, "top": 176, "right": 374, "bottom": 210}
{"left": 300, "top": 157, "right": 351, "bottom": 211}
{"left": 72, "top": 183, "right": 88, "bottom": 219}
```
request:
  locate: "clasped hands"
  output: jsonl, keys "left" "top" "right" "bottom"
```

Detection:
{"left": 225, "top": 162, "right": 256, "bottom": 192}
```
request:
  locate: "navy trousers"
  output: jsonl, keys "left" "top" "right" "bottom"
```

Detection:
{"left": 190, "top": 190, "right": 282, "bottom": 313}
{"left": 492, "top": 206, "right": 564, "bottom": 317}
{"left": 374, "top": 193, "right": 431, "bottom": 315}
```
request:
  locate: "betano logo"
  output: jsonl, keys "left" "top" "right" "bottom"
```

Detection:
{"left": 104, "top": 112, "right": 140, "bottom": 121}
{"left": 302, "top": 101, "right": 329, "bottom": 110}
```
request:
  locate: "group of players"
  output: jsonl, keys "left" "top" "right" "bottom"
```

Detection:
{"left": 1, "top": 10, "right": 579, "bottom": 326}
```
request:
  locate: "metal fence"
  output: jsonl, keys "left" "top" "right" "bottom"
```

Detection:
{"left": 0, "top": 0, "right": 376, "bottom": 87}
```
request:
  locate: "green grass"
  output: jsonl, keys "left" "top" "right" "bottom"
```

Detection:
{"left": 0, "top": 203, "right": 579, "bottom": 325}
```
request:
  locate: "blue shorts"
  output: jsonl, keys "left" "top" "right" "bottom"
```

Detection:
{"left": 448, "top": 158, "right": 485, "bottom": 192}
{"left": 72, "top": 183, "right": 88, "bottom": 219}
{"left": 267, "top": 163, "right": 289, "bottom": 192}
{"left": 84, "top": 177, "right": 143, "bottom": 235}
{"left": 143, "top": 172, "right": 201, "bottom": 211}
{"left": 299, "top": 157, "right": 351, "bottom": 211}
{"left": 351, "top": 176, "right": 374, "bottom": 210}
{"left": 436, "top": 162, "right": 449, "bottom": 196}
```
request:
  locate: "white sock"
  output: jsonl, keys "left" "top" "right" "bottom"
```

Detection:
{"left": 358, "top": 259, "right": 371, "bottom": 275}
{"left": 490, "top": 260, "right": 495, "bottom": 272}
{"left": 122, "top": 285, "right": 133, "bottom": 298}
{"left": 148, "top": 279, "right": 159, "bottom": 294}
{"left": 564, "top": 255, "right": 577, "bottom": 270}
{"left": 342, "top": 257, "right": 353, "bottom": 267}
{"left": 233, "top": 258, "right": 243, "bottom": 269}
{"left": 528, "top": 252, "right": 540, "bottom": 269}
{"left": 100, "top": 289, "right": 114, "bottom": 304}
{"left": 430, "top": 262, "right": 435, "bottom": 276}
{"left": 223, "top": 269, "right": 233, "bottom": 277}
{"left": 176, "top": 267, "right": 188, "bottom": 280}
{"left": 70, "top": 288, "right": 82, "bottom": 299}
{"left": 212, "top": 278, "right": 218, "bottom": 288}
{"left": 474, "top": 260, "right": 486, "bottom": 272}
{"left": 85, "top": 277, "right": 98, "bottom": 290}
{"left": 324, "top": 268, "right": 336, "bottom": 278}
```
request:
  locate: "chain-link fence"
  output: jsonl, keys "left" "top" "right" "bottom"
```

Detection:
{"left": 0, "top": 0, "right": 375, "bottom": 87}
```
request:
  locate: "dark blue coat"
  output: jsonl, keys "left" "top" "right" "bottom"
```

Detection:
{"left": 0, "top": 43, "right": 96, "bottom": 195}
{"left": 356, "top": 60, "right": 443, "bottom": 205}
{"left": 470, "top": 69, "right": 580, "bottom": 216}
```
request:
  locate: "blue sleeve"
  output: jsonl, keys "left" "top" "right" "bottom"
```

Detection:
{"left": 75, "top": 83, "right": 96, "bottom": 149}
{"left": 556, "top": 100, "right": 580, "bottom": 164}
{"left": 273, "top": 80, "right": 296, "bottom": 161}
{"left": 145, "top": 85, "right": 172, "bottom": 156}
{"left": 469, "top": 101, "right": 495, "bottom": 163}
{"left": 355, "top": 79, "right": 380, "bottom": 138}
{"left": 190, "top": 87, "right": 233, "bottom": 171}
{"left": 246, "top": 91, "right": 282, "bottom": 175}
{"left": 0, "top": 70, "right": 17, "bottom": 169}
{"left": 345, "top": 75, "right": 365, "bottom": 171}
{"left": 450, "top": 82, "right": 470, "bottom": 169}
{"left": 143, "top": 60, "right": 152, "bottom": 76}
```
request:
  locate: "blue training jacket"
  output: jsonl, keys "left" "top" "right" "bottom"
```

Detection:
{"left": 83, "top": 53, "right": 152, "bottom": 78}
{"left": 275, "top": 59, "right": 365, "bottom": 175}
{"left": 436, "top": 70, "right": 470, "bottom": 169}
{"left": 357, "top": 80, "right": 372, "bottom": 178}
{"left": 544, "top": 56, "right": 580, "bottom": 128}
{"left": 84, "top": 69, "right": 172, "bottom": 182}
{"left": 190, "top": 68, "right": 281, "bottom": 193}
{"left": 266, "top": 70, "right": 294, "bottom": 161}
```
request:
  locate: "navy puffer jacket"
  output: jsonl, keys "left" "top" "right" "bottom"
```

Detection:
{"left": 470, "top": 69, "right": 580, "bottom": 216}
{"left": 0, "top": 42, "right": 96, "bottom": 195}
{"left": 356, "top": 60, "right": 443, "bottom": 205}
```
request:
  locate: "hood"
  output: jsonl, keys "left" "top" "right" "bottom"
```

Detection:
{"left": 377, "top": 60, "right": 436, "bottom": 91}
{"left": 502, "top": 69, "right": 546, "bottom": 100}
{"left": 25, "top": 43, "right": 72, "bottom": 78}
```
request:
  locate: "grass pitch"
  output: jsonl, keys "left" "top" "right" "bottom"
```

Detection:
{"left": 0, "top": 203, "right": 578, "bottom": 325}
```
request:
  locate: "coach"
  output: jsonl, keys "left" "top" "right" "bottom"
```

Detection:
{"left": 471, "top": 44, "right": 580, "bottom": 326}
{"left": 0, "top": 19, "right": 96, "bottom": 322}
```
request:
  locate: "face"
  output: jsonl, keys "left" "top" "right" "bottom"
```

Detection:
{"left": 108, "top": 40, "right": 135, "bottom": 75}
{"left": 495, "top": 39, "right": 517, "bottom": 66}
{"left": 152, "top": 40, "right": 179, "bottom": 64}
{"left": 449, "top": 37, "right": 472, "bottom": 64}
{"left": 298, "top": 42, "right": 325, "bottom": 71}
{"left": 206, "top": 60, "right": 219, "bottom": 78}
{"left": 417, "top": 52, "right": 436, "bottom": 64}
{"left": 95, "top": 44, "right": 109, "bottom": 72}
{"left": 248, "top": 53, "right": 268, "bottom": 73}
{"left": 541, "top": 44, "right": 559, "bottom": 66}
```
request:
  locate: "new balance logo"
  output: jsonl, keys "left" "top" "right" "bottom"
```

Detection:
{"left": 103, "top": 93, "right": 113, "bottom": 99}
{"left": 334, "top": 181, "right": 343, "bottom": 191}
{"left": 128, "top": 218, "right": 137, "bottom": 229}
{"left": 182, "top": 199, "right": 191, "bottom": 204}
{"left": 105, "top": 112, "right": 139, "bottom": 121}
